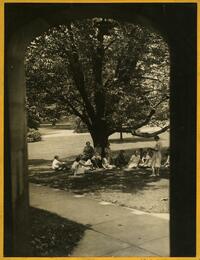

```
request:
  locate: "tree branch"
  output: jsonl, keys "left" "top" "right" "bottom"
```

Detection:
{"left": 58, "top": 96, "right": 92, "bottom": 127}
{"left": 66, "top": 23, "right": 96, "bottom": 122}
{"left": 131, "top": 125, "right": 170, "bottom": 138}
{"left": 153, "top": 95, "right": 169, "bottom": 109}
{"left": 91, "top": 20, "right": 107, "bottom": 119}
{"left": 104, "top": 38, "right": 117, "bottom": 51}
{"left": 135, "top": 76, "right": 166, "bottom": 85}
{"left": 110, "top": 124, "right": 170, "bottom": 137}
{"left": 110, "top": 95, "right": 169, "bottom": 135}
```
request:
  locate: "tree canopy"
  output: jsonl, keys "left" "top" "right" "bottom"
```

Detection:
{"left": 25, "top": 18, "right": 170, "bottom": 150}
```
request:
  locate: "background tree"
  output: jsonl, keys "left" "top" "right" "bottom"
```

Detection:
{"left": 25, "top": 18, "right": 170, "bottom": 153}
{"left": 26, "top": 100, "right": 41, "bottom": 130}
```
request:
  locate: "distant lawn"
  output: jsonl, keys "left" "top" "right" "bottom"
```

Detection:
{"left": 30, "top": 207, "right": 87, "bottom": 256}
{"left": 28, "top": 127, "right": 169, "bottom": 160}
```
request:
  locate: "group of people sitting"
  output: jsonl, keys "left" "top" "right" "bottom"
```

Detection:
{"left": 52, "top": 137, "right": 170, "bottom": 177}
{"left": 71, "top": 141, "right": 116, "bottom": 176}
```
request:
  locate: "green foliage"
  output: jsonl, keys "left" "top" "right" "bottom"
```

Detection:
{"left": 26, "top": 103, "right": 41, "bottom": 129}
{"left": 27, "top": 128, "right": 42, "bottom": 143}
{"left": 25, "top": 18, "right": 169, "bottom": 145}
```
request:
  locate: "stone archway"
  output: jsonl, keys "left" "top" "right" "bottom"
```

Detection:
{"left": 4, "top": 3, "right": 196, "bottom": 256}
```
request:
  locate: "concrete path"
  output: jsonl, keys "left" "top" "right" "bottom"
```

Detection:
{"left": 29, "top": 184, "right": 169, "bottom": 256}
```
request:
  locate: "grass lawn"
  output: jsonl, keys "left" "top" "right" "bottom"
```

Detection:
{"left": 28, "top": 128, "right": 169, "bottom": 214}
{"left": 30, "top": 207, "right": 87, "bottom": 256}
{"left": 29, "top": 162, "right": 169, "bottom": 213}
{"left": 28, "top": 127, "right": 169, "bottom": 160}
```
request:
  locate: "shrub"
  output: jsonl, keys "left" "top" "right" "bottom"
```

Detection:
{"left": 27, "top": 128, "right": 42, "bottom": 143}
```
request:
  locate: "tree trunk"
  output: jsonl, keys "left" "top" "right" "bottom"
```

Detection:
{"left": 120, "top": 131, "right": 123, "bottom": 140}
{"left": 90, "top": 129, "right": 109, "bottom": 157}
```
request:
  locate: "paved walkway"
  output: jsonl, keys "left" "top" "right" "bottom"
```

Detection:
{"left": 29, "top": 184, "right": 169, "bottom": 256}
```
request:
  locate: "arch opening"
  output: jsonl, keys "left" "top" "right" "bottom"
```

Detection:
{"left": 5, "top": 3, "right": 197, "bottom": 257}
{"left": 25, "top": 17, "right": 170, "bottom": 257}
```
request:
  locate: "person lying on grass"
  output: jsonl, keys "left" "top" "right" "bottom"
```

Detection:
{"left": 52, "top": 155, "right": 66, "bottom": 171}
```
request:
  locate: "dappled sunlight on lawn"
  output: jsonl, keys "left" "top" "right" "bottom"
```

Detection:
{"left": 28, "top": 127, "right": 169, "bottom": 213}
{"left": 29, "top": 165, "right": 169, "bottom": 213}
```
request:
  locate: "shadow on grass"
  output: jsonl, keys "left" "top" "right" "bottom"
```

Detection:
{"left": 30, "top": 206, "right": 88, "bottom": 256}
{"left": 109, "top": 136, "right": 154, "bottom": 144}
{"left": 29, "top": 166, "right": 169, "bottom": 195}
{"left": 29, "top": 159, "right": 52, "bottom": 167}
{"left": 28, "top": 147, "right": 169, "bottom": 195}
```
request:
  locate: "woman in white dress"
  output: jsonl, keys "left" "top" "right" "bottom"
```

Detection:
{"left": 102, "top": 157, "right": 115, "bottom": 169}
{"left": 151, "top": 136, "right": 162, "bottom": 176}
{"left": 127, "top": 150, "right": 140, "bottom": 169}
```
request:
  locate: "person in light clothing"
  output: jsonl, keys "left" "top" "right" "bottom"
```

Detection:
{"left": 127, "top": 150, "right": 140, "bottom": 169}
{"left": 139, "top": 149, "right": 153, "bottom": 168}
{"left": 52, "top": 156, "right": 66, "bottom": 171}
{"left": 151, "top": 136, "right": 162, "bottom": 176}
{"left": 102, "top": 157, "right": 115, "bottom": 169}
{"left": 71, "top": 156, "right": 81, "bottom": 176}
{"left": 71, "top": 155, "right": 93, "bottom": 176}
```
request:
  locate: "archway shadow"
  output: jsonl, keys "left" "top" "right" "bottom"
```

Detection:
{"left": 30, "top": 206, "right": 88, "bottom": 256}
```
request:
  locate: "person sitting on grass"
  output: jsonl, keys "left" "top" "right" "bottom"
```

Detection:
{"left": 139, "top": 150, "right": 147, "bottom": 167}
{"left": 126, "top": 150, "right": 140, "bottom": 169}
{"left": 71, "top": 156, "right": 81, "bottom": 176}
{"left": 91, "top": 152, "right": 102, "bottom": 168}
{"left": 83, "top": 156, "right": 94, "bottom": 169}
{"left": 52, "top": 155, "right": 66, "bottom": 171}
{"left": 142, "top": 148, "right": 153, "bottom": 168}
{"left": 102, "top": 157, "right": 116, "bottom": 169}
{"left": 139, "top": 148, "right": 144, "bottom": 160}
{"left": 162, "top": 149, "right": 170, "bottom": 169}
{"left": 115, "top": 150, "right": 127, "bottom": 168}
{"left": 74, "top": 155, "right": 94, "bottom": 176}
{"left": 139, "top": 149, "right": 153, "bottom": 168}
{"left": 105, "top": 142, "right": 112, "bottom": 164}
{"left": 83, "top": 141, "right": 94, "bottom": 159}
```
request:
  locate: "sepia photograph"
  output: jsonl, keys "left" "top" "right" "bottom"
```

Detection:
{"left": 3, "top": 2, "right": 197, "bottom": 258}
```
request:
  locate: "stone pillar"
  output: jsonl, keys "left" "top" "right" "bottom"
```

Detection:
{"left": 168, "top": 6, "right": 197, "bottom": 256}
{"left": 4, "top": 18, "right": 49, "bottom": 256}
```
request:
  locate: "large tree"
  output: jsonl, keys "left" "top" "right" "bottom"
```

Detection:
{"left": 25, "top": 18, "right": 169, "bottom": 152}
